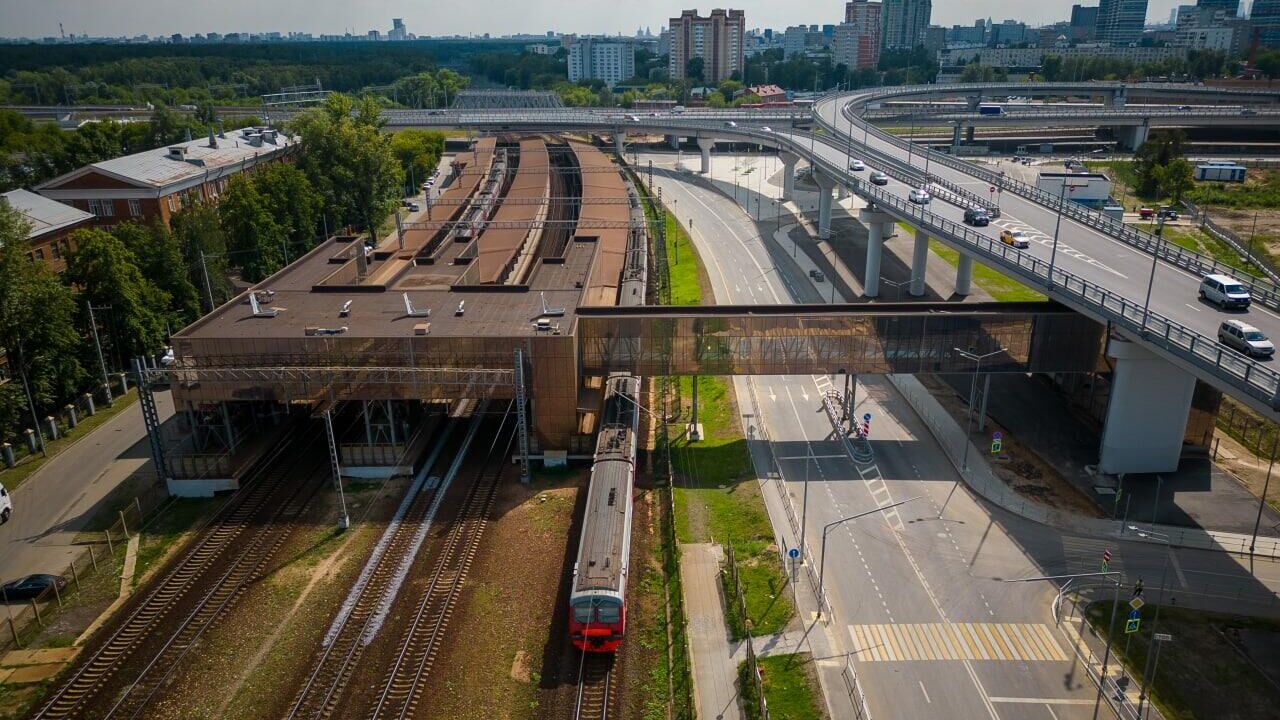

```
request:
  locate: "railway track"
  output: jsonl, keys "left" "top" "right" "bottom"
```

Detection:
{"left": 367, "top": 408, "right": 517, "bottom": 720}
{"left": 573, "top": 653, "right": 615, "bottom": 720}
{"left": 284, "top": 414, "right": 475, "bottom": 720}
{"left": 31, "top": 422, "right": 325, "bottom": 720}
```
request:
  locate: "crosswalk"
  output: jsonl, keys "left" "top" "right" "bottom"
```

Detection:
{"left": 849, "top": 622, "right": 1067, "bottom": 663}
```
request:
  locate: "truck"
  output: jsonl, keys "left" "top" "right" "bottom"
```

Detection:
{"left": 978, "top": 104, "right": 1003, "bottom": 116}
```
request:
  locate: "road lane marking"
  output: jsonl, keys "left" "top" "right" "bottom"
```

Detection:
{"left": 919, "top": 681, "right": 932, "bottom": 704}
{"left": 1169, "top": 550, "right": 1190, "bottom": 589}
{"left": 988, "top": 697, "right": 1095, "bottom": 705}
{"left": 848, "top": 623, "right": 1066, "bottom": 662}
{"left": 1184, "top": 303, "right": 1202, "bottom": 312}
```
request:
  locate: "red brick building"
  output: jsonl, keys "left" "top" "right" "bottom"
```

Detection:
{"left": 1, "top": 188, "right": 95, "bottom": 273}
{"left": 36, "top": 126, "right": 299, "bottom": 230}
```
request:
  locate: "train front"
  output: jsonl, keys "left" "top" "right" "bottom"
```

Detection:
{"left": 569, "top": 591, "right": 626, "bottom": 652}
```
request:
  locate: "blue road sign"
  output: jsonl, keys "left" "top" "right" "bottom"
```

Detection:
{"left": 788, "top": 547, "right": 800, "bottom": 559}
{"left": 1130, "top": 608, "right": 1141, "bottom": 620}
{"left": 993, "top": 431, "right": 1003, "bottom": 441}
{"left": 863, "top": 413, "right": 872, "bottom": 422}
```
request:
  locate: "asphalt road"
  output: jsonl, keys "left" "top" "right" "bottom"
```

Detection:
{"left": 795, "top": 99, "right": 1280, "bottom": 375}
{"left": 649, "top": 154, "right": 1280, "bottom": 720}
{"left": 0, "top": 392, "right": 174, "bottom": 589}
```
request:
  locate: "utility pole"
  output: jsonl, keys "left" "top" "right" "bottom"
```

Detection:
{"left": 87, "top": 301, "right": 113, "bottom": 403}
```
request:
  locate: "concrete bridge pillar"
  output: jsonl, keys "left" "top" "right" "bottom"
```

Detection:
{"left": 951, "top": 123, "right": 964, "bottom": 148}
{"left": 955, "top": 253, "right": 974, "bottom": 296}
{"left": 965, "top": 125, "right": 976, "bottom": 143}
{"left": 696, "top": 137, "right": 715, "bottom": 174}
{"left": 614, "top": 130, "right": 627, "bottom": 157}
{"left": 667, "top": 134, "right": 680, "bottom": 149}
{"left": 780, "top": 151, "right": 800, "bottom": 200}
{"left": 1099, "top": 336, "right": 1196, "bottom": 475}
{"left": 1116, "top": 121, "right": 1150, "bottom": 151}
{"left": 814, "top": 171, "right": 837, "bottom": 240}
{"left": 1111, "top": 88, "right": 1127, "bottom": 108}
{"left": 966, "top": 95, "right": 982, "bottom": 111}
{"left": 910, "top": 229, "right": 929, "bottom": 297}
{"left": 859, "top": 208, "right": 895, "bottom": 298}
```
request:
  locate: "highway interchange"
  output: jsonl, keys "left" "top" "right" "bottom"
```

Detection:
{"left": 641, "top": 149, "right": 1280, "bottom": 720}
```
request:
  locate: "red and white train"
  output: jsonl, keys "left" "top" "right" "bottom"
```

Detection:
{"left": 568, "top": 375, "right": 639, "bottom": 653}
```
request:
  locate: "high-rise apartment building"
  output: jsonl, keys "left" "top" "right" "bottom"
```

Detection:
{"left": 667, "top": 9, "right": 746, "bottom": 83}
{"left": 1195, "top": 0, "right": 1238, "bottom": 14}
{"left": 1070, "top": 3, "right": 1100, "bottom": 41}
{"left": 1095, "top": 0, "right": 1149, "bottom": 44}
{"left": 1256, "top": 0, "right": 1280, "bottom": 49}
{"left": 568, "top": 38, "right": 636, "bottom": 87}
{"left": 834, "top": 1, "right": 883, "bottom": 69}
{"left": 880, "top": 0, "right": 932, "bottom": 50}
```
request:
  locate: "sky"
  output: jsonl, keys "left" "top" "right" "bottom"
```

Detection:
{"left": 0, "top": 1, "right": 1209, "bottom": 39}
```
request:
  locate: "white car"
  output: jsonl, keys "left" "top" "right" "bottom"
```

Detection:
{"left": 626, "top": 114, "right": 640, "bottom": 122}
{"left": 761, "top": 126, "right": 773, "bottom": 133}
{"left": 849, "top": 160, "right": 866, "bottom": 172}
{"left": 908, "top": 188, "right": 931, "bottom": 204}
{"left": 0, "top": 483, "right": 11, "bottom": 524}
{"left": 724, "top": 120, "right": 738, "bottom": 128}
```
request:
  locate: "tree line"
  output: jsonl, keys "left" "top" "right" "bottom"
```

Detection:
{"left": 0, "top": 91, "right": 438, "bottom": 448}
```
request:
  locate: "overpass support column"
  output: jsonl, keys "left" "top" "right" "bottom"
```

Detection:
{"left": 1098, "top": 336, "right": 1196, "bottom": 475}
{"left": 955, "top": 253, "right": 974, "bottom": 296}
{"left": 814, "top": 170, "right": 837, "bottom": 240}
{"left": 909, "top": 229, "right": 929, "bottom": 297}
{"left": 1111, "top": 88, "right": 1127, "bottom": 108}
{"left": 859, "top": 207, "right": 894, "bottom": 298}
{"left": 780, "top": 151, "right": 800, "bottom": 201}
{"left": 1117, "top": 122, "right": 1150, "bottom": 151}
{"left": 965, "top": 125, "right": 976, "bottom": 143}
{"left": 696, "top": 137, "right": 715, "bottom": 174}
{"left": 614, "top": 130, "right": 627, "bottom": 157}
{"left": 951, "top": 123, "right": 964, "bottom": 148}
{"left": 667, "top": 134, "right": 680, "bottom": 149}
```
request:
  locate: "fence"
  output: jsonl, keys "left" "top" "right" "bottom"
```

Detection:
{"left": 0, "top": 386, "right": 132, "bottom": 475}
{"left": 840, "top": 654, "right": 873, "bottom": 720}
{"left": 727, "top": 542, "right": 769, "bottom": 720}
{"left": 1058, "top": 590, "right": 1168, "bottom": 720}
{"left": 1181, "top": 199, "right": 1280, "bottom": 284}
{"left": 1217, "top": 398, "right": 1280, "bottom": 462}
{"left": 0, "top": 487, "right": 167, "bottom": 652}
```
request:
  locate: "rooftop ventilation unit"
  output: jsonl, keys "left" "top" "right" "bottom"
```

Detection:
{"left": 208, "top": 128, "right": 218, "bottom": 149}
{"left": 249, "top": 292, "right": 278, "bottom": 318}
{"left": 167, "top": 146, "right": 188, "bottom": 161}
{"left": 455, "top": 301, "right": 465, "bottom": 316}
{"left": 305, "top": 326, "right": 348, "bottom": 336}
{"left": 403, "top": 293, "right": 430, "bottom": 318}
{"left": 339, "top": 300, "right": 353, "bottom": 317}
{"left": 540, "top": 292, "right": 565, "bottom": 317}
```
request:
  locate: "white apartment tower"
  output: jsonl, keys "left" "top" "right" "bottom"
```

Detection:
{"left": 880, "top": 0, "right": 931, "bottom": 49}
{"left": 667, "top": 8, "right": 746, "bottom": 83}
{"left": 568, "top": 38, "right": 636, "bottom": 87}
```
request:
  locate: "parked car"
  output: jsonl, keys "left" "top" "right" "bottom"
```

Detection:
{"left": 407, "top": 202, "right": 421, "bottom": 212}
{"left": 1158, "top": 208, "right": 1179, "bottom": 221}
{"left": 963, "top": 208, "right": 990, "bottom": 227}
{"left": 1, "top": 574, "right": 66, "bottom": 601}
{"left": 1200, "top": 273, "right": 1252, "bottom": 309}
{"left": 1218, "top": 319, "right": 1275, "bottom": 357}
{"left": 1000, "top": 229, "right": 1031, "bottom": 249}
{"left": 849, "top": 159, "right": 865, "bottom": 172}
{"left": 0, "top": 484, "right": 10, "bottom": 524}
{"left": 869, "top": 171, "right": 889, "bottom": 186}
{"left": 809, "top": 269, "right": 826, "bottom": 283}
{"left": 908, "top": 188, "right": 931, "bottom": 204}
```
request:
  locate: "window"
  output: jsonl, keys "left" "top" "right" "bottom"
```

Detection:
{"left": 34, "top": 248, "right": 45, "bottom": 261}
{"left": 128, "top": 199, "right": 142, "bottom": 217}
{"left": 571, "top": 601, "right": 594, "bottom": 623}
{"left": 87, "top": 199, "right": 101, "bottom": 215}
{"left": 99, "top": 200, "right": 114, "bottom": 217}
{"left": 167, "top": 195, "right": 177, "bottom": 213}
{"left": 50, "top": 243, "right": 60, "bottom": 260}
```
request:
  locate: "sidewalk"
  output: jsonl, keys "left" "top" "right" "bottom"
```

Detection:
{"left": 0, "top": 391, "right": 174, "bottom": 583}
{"left": 889, "top": 374, "right": 1280, "bottom": 558}
{"left": 679, "top": 542, "right": 742, "bottom": 720}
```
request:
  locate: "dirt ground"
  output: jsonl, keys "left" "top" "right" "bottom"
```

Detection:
{"left": 1212, "top": 432, "right": 1280, "bottom": 517}
{"left": 920, "top": 375, "right": 1104, "bottom": 518}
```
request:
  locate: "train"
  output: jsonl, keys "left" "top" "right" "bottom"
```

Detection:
{"left": 568, "top": 375, "right": 640, "bottom": 653}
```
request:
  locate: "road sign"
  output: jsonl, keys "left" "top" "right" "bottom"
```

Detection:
{"left": 991, "top": 440, "right": 1002, "bottom": 454}
{"left": 1129, "top": 608, "right": 1141, "bottom": 620}
{"left": 993, "top": 431, "right": 1003, "bottom": 441}
{"left": 863, "top": 413, "right": 872, "bottom": 422}
{"left": 1129, "top": 597, "right": 1144, "bottom": 611}
{"left": 788, "top": 547, "right": 800, "bottom": 559}
{"left": 1125, "top": 618, "right": 1141, "bottom": 634}
{"left": 1154, "top": 633, "right": 1173, "bottom": 642}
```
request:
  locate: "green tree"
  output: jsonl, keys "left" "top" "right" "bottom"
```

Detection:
{"left": 171, "top": 201, "right": 231, "bottom": 309}
{"left": 1155, "top": 158, "right": 1195, "bottom": 203}
{"left": 66, "top": 229, "right": 171, "bottom": 365}
{"left": 148, "top": 101, "right": 184, "bottom": 146}
{"left": 390, "top": 130, "right": 446, "bottom": 190}
{"left": 253, "top": 163, "right": 324, "bottom": 260}
{"left": 0, "top": 203, "right": 84, "bottom": 418}
{"left": 1133, "top": 132, "right": 1188, "bottom": 198}
{"left": 111, "top": 221, "right": 202, "bottom": 327}
{"left": 218, "top": 174, "right": 287, "bottom": 282}
{"left": 289, "top": 92, "right": 403, "bottom": 240}
{"left": 686, "top": 57, "right": 705, "bottom": 82}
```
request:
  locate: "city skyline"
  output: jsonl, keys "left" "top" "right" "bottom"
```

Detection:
{"left": 0, "top": 0, "right": 1206, "bottom": 40}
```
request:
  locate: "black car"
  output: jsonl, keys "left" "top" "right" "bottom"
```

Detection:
{"left": 964, "top": 208, "right": 990, "bottom": 227}
{"left": 2, "top": 574, "right": 67, "bottom": 601}
{"left": 869, "top": 171, "right": 889, "bottom": 186}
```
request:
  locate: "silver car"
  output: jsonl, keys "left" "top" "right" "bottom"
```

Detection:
{"left": 1218, "top": 320, "right": 1275, "bottom": 357}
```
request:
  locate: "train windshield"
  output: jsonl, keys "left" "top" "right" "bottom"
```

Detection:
{"left": 572, "top": 596, "right": 621, "bottom": 624}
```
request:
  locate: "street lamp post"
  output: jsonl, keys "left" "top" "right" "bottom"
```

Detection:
{"left": 1128, "top": 525, "right": 1172, "bottom": 719}
{"left": 1004, "top": 572, "right": 1123, "bottom": 720}
{"left": 87, "top": 301, "right": 114, "bottom": 403}
{"left": 880, "top": 277, "right": 912, "bottom": 302}
{"left": 1048, "top": 181, "right": 1083, "bottom": 289}
{"left": 818, "top": 497, "right": 921, "bottom": 604}
{"left": 1141, "top": 207, "right": 1171, "bottom": 331}
{"left": 954, "top": 347, "right": 1007, "bottom": 471}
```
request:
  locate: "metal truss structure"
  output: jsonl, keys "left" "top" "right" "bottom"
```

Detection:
{"left": 451, "top": 90, "right": 565, "bottom": 110}
{"left": 142, "top": 365, "right": 516, "bottom": 404}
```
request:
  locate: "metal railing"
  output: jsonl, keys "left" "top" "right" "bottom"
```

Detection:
{"left": 819, "top": 97, "right": 1280, "bottom": 311}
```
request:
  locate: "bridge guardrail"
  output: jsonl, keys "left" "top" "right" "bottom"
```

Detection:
{"left": 820, "top": 101, "right": 1280, "bottom": 311}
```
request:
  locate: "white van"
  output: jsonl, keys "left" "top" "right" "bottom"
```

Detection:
{"left": 1199, "top": 274, "right": 1252, "bottom": 310}
{"left": 672, "top": 105, "right": 686, "bottom": 114}
{"left": 1, "top": 483, "right": 11, "bottom": 524}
